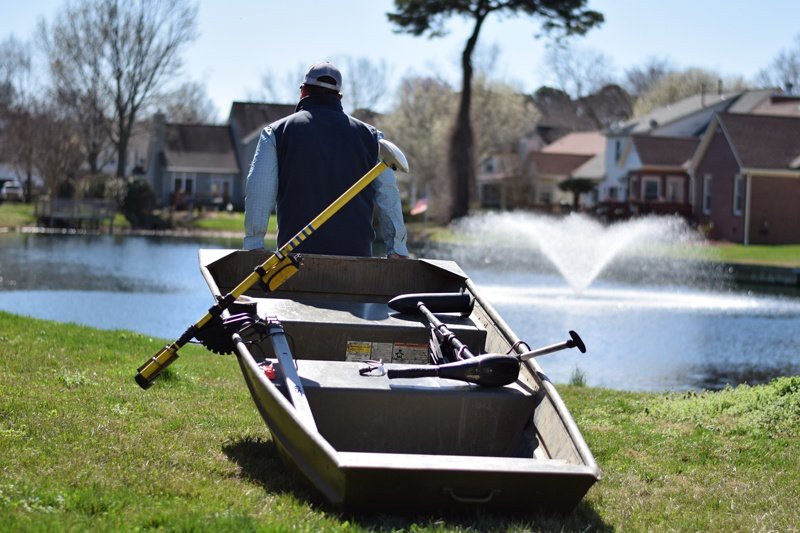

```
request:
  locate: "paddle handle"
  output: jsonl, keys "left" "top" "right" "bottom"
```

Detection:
{"left": 387, "top": 367, "right": 439, "bottom": 380}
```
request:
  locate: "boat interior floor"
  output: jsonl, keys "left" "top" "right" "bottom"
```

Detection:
{"left": 271, "top": 358, "right": 544, "bottom": 459}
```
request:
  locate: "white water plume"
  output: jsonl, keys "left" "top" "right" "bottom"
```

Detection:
{"left": 453, "top": 212, "right": 703, "bottom": 292}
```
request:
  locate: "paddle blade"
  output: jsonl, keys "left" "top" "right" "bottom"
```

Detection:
{"left": 388, "top": 293, "right": 474, "bottom": 315}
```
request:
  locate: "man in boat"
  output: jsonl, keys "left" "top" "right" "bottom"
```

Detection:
{"left": 243, "top": 61, "right": 408, "bottom": 258}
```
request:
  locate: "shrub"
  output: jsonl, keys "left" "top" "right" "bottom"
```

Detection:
{"left": 121, "top": 178, "right": 169, "bottom": 229}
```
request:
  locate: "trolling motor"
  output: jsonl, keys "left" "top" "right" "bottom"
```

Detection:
{"left": 385, "top": 293, "right": 586, "bottom": 388}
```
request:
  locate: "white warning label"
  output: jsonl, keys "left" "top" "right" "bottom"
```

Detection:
{"left": 391, "top": 342, "right": 428, "bottom": 364}
{"left": 345, "top": 340, "right": 428, "bottom": 364}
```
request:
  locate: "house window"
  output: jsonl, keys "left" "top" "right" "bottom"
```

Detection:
{"left": 211, "top": 176, "right": 233, "bottom": 203}
{"left": 173, "top": 173, "right": 195, "bottom": 193}
{"left": 614, "top": 140, "right": 622, "bottom": 163}
{"left": 666, "top": 176, "right": 684, "bottom": 203}
{"left": 733, "top": 174, "right": 745, "bottom": 216}
{"left": 481, "top": 183, "right": 501, "bottom": 208}
{"left": 702, "top": 174, "right": 712, "bottom": 215}
{"left": 608, "top": 187, "right": 619, "bottom": 201}
{"left": 643, "top": 178, "right": 660, "bottom": 201}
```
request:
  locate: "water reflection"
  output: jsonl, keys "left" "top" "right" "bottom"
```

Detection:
{"left": 463, "top": 268, "right": 800, "bottom": 391}
{"left": 0, "top": 232, "right": 239, "bottom": 339}
{"left": 1, "top": 232, "right": 798, "bottom": 392}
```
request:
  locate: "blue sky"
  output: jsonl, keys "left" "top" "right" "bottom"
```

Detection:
{"left": 3, "top": 0, "right": 800, "bottom": 118}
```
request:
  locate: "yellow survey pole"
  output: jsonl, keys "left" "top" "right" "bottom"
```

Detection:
{"left": 135, "top": 139, "right": 407, "bottom": 389}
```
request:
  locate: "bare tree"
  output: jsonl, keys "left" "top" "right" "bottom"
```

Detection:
{"left": 0, "top": 37, "right": 29, "bottom": 112}
{"left": 756, "top": 34, "right": 800, "bottom": 93}
{"left": 0, "top": 36, "right": 39, "bottom": 201}
{"left": 382, "top": 73, "right": 539, "bottom": 222}
{"left": 29, "top": 102, "right": 85, "bottom": 196}
{"left": 624, "top": 56, "right": 674, "bottom": 97}
{"left": 543, "top": 41, "right": 615, "bottom": 99}
{"left": 256, "top": 57, "right": 390, "bottom": 114}
{"left": 156, "top": 81, "right": 219, "bottom": 124}
{"left": 472, "top": 75, "right": 539, "bottom": 161}
{"left": 38, "top": 2, "right": 111, "bottom": 174}
{"left": 257, "top": 63, "right": 307, "bottom": 104}
{"left": 382, "top": 76, "right": 456, "bottom": 223}
{"left": 634, "top": 68, "right": 750, "bottom": 116}
{"left": 340, "top": 57, "right": 391, "bottom": 113}
{"left": 39, "top": 0, "right": 198, "bottom": 178}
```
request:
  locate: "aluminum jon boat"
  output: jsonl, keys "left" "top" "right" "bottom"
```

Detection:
{"left": 198, "top": 249, "right": 600, "bottom": 512}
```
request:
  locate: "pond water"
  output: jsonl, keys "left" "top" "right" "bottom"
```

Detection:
{"left": 1, "top": 230, "right": 798, "bottom": 392}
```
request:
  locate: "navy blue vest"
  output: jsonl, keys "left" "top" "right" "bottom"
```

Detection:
{"left": 270, "top": 94, "right": 379, "bottom": 256}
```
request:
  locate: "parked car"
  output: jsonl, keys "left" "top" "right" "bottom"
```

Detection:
{"left": 0, "top": 181, "right": 24, "bottom": 202}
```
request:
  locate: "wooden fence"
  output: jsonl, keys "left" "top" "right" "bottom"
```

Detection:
{"left": 35, "top": 198, "right": 117, "bottom": 232}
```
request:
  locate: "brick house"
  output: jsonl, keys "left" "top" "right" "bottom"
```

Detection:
{"left": 690, "top": 112, "right": 800, "bottom": 244}
{"left": 600, "top": 89, "right": 778, "bottom": 203}
{"left": 622, "top": 135, "right": 699, "bottom": 217}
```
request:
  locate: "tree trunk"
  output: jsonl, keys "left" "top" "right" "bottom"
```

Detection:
{"left": 447, "top": 8, "right": 488, "bottom": 222}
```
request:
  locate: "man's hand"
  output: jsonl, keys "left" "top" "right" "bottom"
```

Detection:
{"left": 387, "top": 253, "right": 408, "bottom": 259}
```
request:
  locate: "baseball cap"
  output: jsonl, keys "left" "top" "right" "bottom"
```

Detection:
{"left": 301, "top": 62, "right": 342, "bottom": 92}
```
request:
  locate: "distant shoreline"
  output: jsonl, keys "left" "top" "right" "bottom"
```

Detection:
{"left": 2, "top": 224, "right": 799, "bottom": 289}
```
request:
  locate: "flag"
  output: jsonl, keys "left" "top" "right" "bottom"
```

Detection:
{"left": 410, "top": 197, "right": 428, "bottom": 216}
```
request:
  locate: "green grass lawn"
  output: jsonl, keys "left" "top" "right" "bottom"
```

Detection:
{"left": 1, "top": 312, "right": 798, "bottom": 531}
{"left": 0, "top": 202, "right": 35, "bottom": 227}
{"left": 697, "top": 243, "right": 800, "bottom": 267}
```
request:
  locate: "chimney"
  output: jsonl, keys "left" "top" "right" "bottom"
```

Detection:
{"left": 146, "top": 112, "right": 167, "bottom": 185}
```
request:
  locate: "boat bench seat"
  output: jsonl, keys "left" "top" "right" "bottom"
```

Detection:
{"left": 285, "top": 359, "right": 539, "bottom": 458}
{"left": 255, "top": 297, "right": 488, "bottom": 364}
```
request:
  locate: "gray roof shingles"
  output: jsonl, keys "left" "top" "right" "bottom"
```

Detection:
{"left": 164, "top": 124, "right": 239, "bottom": 173}
{"left": 718, "top": 112, "right": 800, "bottom": 170}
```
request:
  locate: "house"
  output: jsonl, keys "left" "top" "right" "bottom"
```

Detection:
{"left": 146, "top": 102, "right": 296, "bottom": 210}
{"left": 690, "top": 112, "right": 800, "bottom": 244}
{"left": 475, "top": 85, "right": 630, "bottom": 210}
{"left": 600, "top": 89, "right": 778, "bottom": 202}
{"left": 477, "top": 151, "right": 523, "bottom": 209}
{"left": 525, "top": 151, "right": 594, "bottom": 207}
{"left": 146, "top": 114, "right": 239, "bottom": 209}
{"left": 621, "top": 135, "right": 699, "bottom": 217}
{"left": 228, "top": 101, "right": 296, "bottom": 188}
{"left": 477, "top": 131, "right": 603, "bottom": 209}
{"left": 570, "top": 151, "right": 606, "bottom": 206}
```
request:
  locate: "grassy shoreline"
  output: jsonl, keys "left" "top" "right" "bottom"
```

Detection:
{"left": 2, "top": 202, "right": 799, "bottom": 268}
{"left": 1, "top": 313, "right": 798, "bottom": 531}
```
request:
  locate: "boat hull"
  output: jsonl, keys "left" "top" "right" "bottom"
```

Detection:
{"left": 199, "top": 250, "right": 600, "bottom": 511}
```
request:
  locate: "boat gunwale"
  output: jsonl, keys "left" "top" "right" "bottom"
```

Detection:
{"left": 465, "top": 277, "right": 601, "bottom": 480}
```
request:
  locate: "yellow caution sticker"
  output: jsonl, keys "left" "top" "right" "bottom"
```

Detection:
{"left": 345, "top": 341, "right": 373, "bottom": 362}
